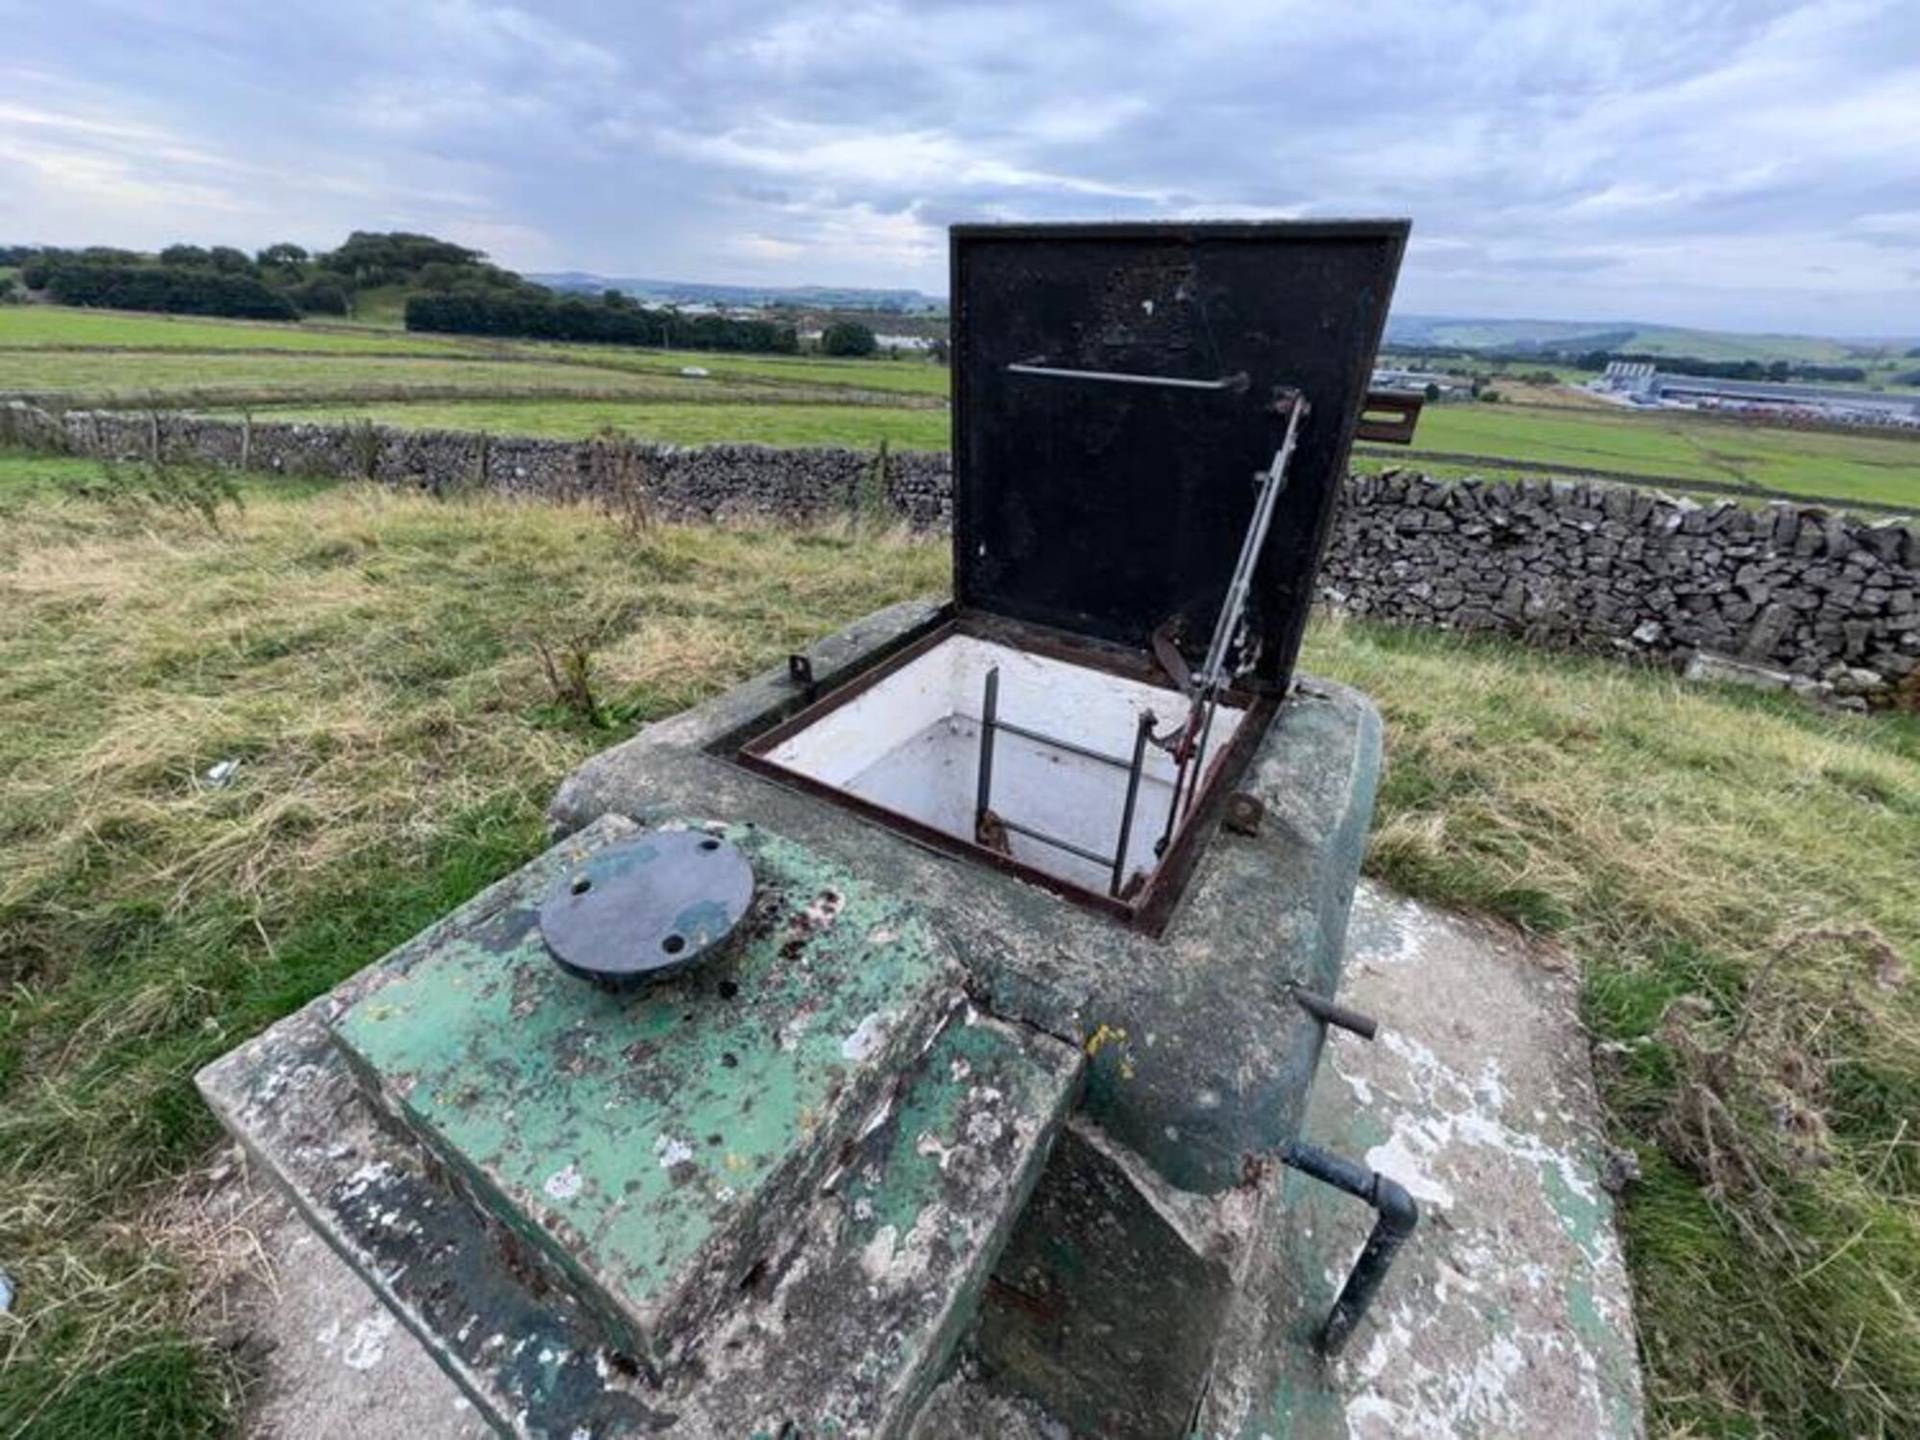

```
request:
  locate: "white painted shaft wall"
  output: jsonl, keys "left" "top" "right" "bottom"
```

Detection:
{"left": 764, "top": 636, "right": 1246, "bottom": 892}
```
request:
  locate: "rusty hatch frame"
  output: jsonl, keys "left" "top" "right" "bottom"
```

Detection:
{"left": 730, "top": 609, "right": 1278, "bottom": 936}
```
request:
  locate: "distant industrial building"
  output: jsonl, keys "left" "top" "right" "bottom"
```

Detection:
{"left": 1597, "top": 360, "right": 1920, "bottom": 428}
{"left": 1371, "top": 367, "right": 1475, "bottom": 402}
{"left": 1599, "top": 361, "right": 1655, "bottom": 393}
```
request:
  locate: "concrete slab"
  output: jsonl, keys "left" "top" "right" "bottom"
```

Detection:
{"left": 228, "top": 1181, "right": 492, "bottom": 1440}
{"left": 1199, "top": 881, "right": 1644, "bottom": 1439}
{"left": 214, "top": 876, "right": 1641, "bottom": 1438}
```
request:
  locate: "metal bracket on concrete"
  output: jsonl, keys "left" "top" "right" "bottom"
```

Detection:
{"left": 1223, "top": 792, "right": 1265, "bottom": 836}
{"left": 787, "top": 652, "right": 817, "bottom": 703}
{"left": 1288, "top": 984, "right": 1379, "bottom": 1040}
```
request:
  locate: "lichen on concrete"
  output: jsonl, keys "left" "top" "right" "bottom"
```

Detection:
{"left": 329, "top": 821, "right": 965, "bottom": 1368}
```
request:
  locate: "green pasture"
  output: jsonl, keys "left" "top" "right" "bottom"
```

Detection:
{"left": 1404, "top": 403, "right": 1920, "bottom": 508}
{"left": 0, "top": 306, "right": 478, "bottom": 355}
{"left": 261, "top": 398, "right": 952, "bottom": 449}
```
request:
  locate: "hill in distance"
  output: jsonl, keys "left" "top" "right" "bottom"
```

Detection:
{"left": 530, "top": 272, "right": 944, "bottom": 314}
{"left": 527, "top": 276, "right": 1909, "bottom": 364}
{"left": 1384, "top": 314, "right": 1920, "bottom": 364}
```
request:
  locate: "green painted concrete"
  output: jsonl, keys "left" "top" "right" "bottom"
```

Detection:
{"left": 331, "top": 821, "right": 959, "bottom": 1362}
{"left": 552, "top": 603, "right": 1387, "bottom": 1196}
{"left": 685, "top": 1006, "right": 1081, "bottom": 1437}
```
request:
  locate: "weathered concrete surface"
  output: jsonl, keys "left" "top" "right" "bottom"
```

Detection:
{"left": 974, "top": 1119, "right": 1243, "bottom": 1436}
{"left": 228, "top": 1180, "right": 491, "bottom": 1440}
{"left": 201, "top": 818, "right": 693, "bottom": 1436}
{"left": 549, "top": 602, "right": 1386, "bottom": 1196}
{"left": 201, "top": 813, "right": 1084, "bottom": 1437}
{"left": 214, "top": 877, "right": 1639, "bottom": 1438}
{"left": 680, "top": 1006, "right": 1081, "bottom": 1438}
{"left": 1198, "top": 881, "right": 1643, "bottom": 1439}
{"left": 331, "top": 821, "right": 964, "bottom": 1371}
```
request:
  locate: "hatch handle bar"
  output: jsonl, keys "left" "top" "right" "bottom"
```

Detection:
{"left": 1006, "top": 357, "right": 1250, "bottom": 394}
{"left": 1280, "top": 1140, "right": 1419, "bottom": 1354}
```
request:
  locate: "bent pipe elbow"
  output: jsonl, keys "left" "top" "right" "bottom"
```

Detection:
{"left": 1281, "top": 1140, "right": 1420, "bottom": 1355}
{"left": 1370, "top": 1170, "right": 1419, "bottom": 1236}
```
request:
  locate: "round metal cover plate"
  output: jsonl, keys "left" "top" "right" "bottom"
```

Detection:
{"left": 539, "top": 831, "right": 754, "bottom": 989}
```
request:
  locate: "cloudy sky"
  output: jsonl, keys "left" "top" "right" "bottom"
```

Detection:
{"left": 4, "top": 0, "right": 1918, "bottom": 335}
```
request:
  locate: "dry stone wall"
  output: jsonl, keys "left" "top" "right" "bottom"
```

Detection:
{"left": 1323, "top": 470, "right": 1918, "bottom": 696}
{"left": 4, "top": 404, "right": 954, "bottom": 530}
{"left": 9, "top": 403, "right": 1914, "bottom": 694}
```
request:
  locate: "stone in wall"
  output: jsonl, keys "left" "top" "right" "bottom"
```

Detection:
{"left": 1320, "top": 470, "right": 1918, "bottom": 693}
{"left": 14, "top": 403, "right": 1914, "bottom": 694}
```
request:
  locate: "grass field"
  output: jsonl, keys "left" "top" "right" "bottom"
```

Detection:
{"left": 0, "top": 307, "right": 954, "bottom": 453}
{"left": 0, "top": 351, "right": 754, "bottom": 403}
{"left": 517, "top": 343, "right": 954, "bottom": 398}
{"left": 1, "top": 446, "right": 1915, "bottom": 1436}
{"left": 261, "top": 397, "right": 953, "bottom": 447}
{"left": 0, "top": 306, "right": 479, "bottom": 356}
{"left": 1386, "top": 401, "right": 1920, "bottom": 508}
{"left": 0, "top": 307, "right": 950, "bottom": 395}
{"left": 7, "top": 305, "right": 1918, "bottom": 507}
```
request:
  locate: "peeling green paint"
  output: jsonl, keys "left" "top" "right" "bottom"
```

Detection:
{"left": 1539, "top": 1158, "right": 1609, "bottom": 1269}
{"left": 330, "top": 821, "right": 958, "bottom": 1359}
{"left": 845, "top": 1016, "right": 1049, "bottom": 1243}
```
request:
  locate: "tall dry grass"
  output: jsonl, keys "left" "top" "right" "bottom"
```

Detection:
{"left": 0, "top": 458, "right": 944, "bottom": 1433}
{"left": 1304, "top": 613, "right": 1920, "bottom": 1437}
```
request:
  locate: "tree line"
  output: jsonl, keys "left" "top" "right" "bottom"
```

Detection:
{"left": 404, "top": 289, "right": 801, "bottom": 353}
{"left": 3, "top": 231, "right": 893, "bottom": 357}
{"left": 1, "top": 232, "right": 536, "bottom": 323}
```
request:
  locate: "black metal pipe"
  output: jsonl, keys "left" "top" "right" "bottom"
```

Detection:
{"left": 991, "top": 716, "right": 1134, "bottom": 771}
{"left": 1289, "top": 985, "right": 1379, "bottom": 1040}
{"left": 974, "top": 666, "right": 999, "bottom": 836}
{"left": 1281, "top": 1140, "right": 1419, "bottom": 1355}
{"left": 1110, "top": 711, "right": 1154, "bottom": 896}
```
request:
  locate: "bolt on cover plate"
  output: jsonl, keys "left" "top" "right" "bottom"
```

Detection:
{"left": 538, "top": 830, "right": 754, "bottom": 990}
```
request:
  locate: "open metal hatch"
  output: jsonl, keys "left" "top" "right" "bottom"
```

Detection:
{"left": 739, "top": 221, "right": 1409, "bottom": 930}
{"left": 952, "top": 219, "right": 1408, "bottom": 693}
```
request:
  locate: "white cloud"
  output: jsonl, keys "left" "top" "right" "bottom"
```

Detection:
{"left": 655, "top": 119, "right": 1168, "bottom": 202}
{"left": 3, "top": 0, "right": 1917, "bottom": 330}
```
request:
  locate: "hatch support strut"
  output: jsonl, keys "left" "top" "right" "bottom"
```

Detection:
{"left": 1155, "top": 391, "right": 1310, "bottom": 854}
